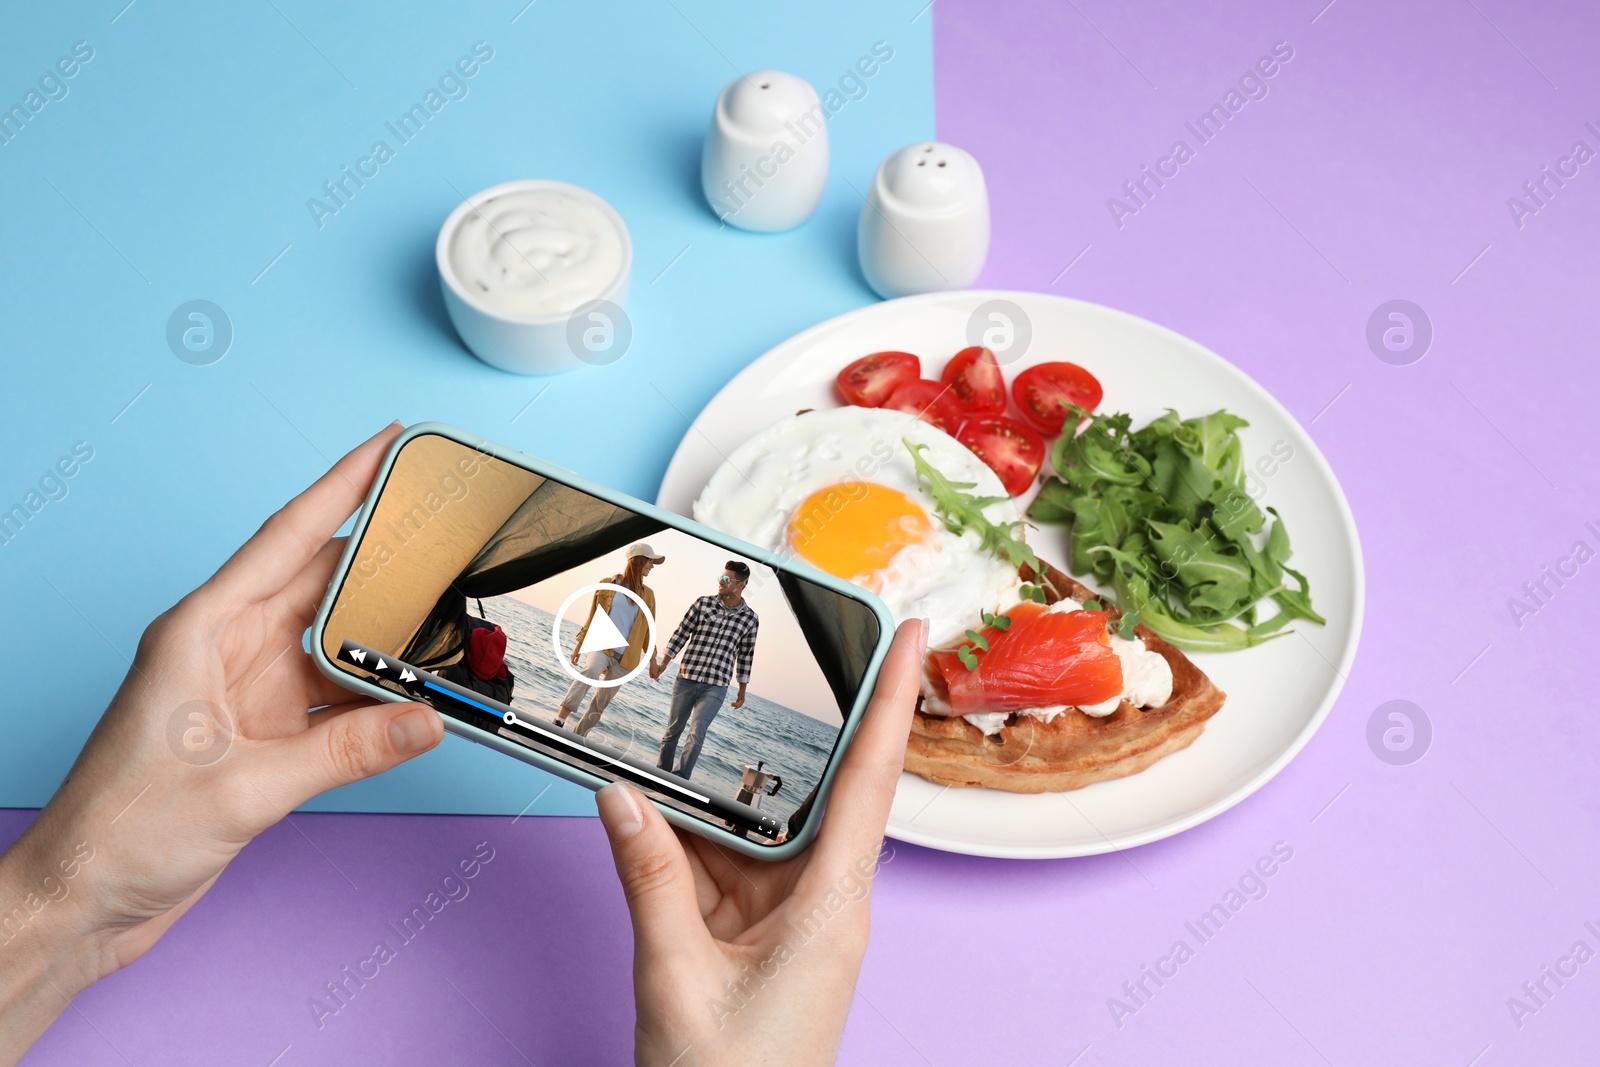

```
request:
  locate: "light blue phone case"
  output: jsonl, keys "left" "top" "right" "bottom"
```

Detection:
{"left": 309, "top": 421, "right": 898, "bottom": 861}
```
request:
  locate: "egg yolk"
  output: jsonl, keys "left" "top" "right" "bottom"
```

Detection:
{"left": 786, "top": 483, "right": 932, "bottom": 589}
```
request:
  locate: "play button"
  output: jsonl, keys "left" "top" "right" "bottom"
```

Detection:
{"left": 577, "top": 605, "right": 629, "bottom": 656}
{"left": 549, "top": 582, "right": 657, "bottom": 689}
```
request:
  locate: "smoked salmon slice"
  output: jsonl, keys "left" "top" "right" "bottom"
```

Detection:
{"left": 928, "top": 601, "right": 1123, "bottom": 715}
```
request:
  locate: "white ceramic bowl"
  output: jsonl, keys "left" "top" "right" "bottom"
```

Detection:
{"left": 435, "top": 179, "right": 633, "bottom": 376}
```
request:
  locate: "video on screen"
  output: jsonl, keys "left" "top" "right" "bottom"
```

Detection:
{"left": 322, "top": 433, "right": 881, "bottom": 844}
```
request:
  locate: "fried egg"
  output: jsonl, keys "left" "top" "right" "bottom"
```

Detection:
{"left": 693, "top": 407, "right": 1023, "bottom": 645}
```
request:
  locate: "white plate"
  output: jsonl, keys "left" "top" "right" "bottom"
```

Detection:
{"left": 657, "top": 291, "right": 1363, "bottom": 858}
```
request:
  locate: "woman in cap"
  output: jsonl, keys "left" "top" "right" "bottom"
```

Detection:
{"left": 553, "top": 542, "right": 663, "bottom": 735}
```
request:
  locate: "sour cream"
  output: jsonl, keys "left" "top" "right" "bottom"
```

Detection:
{"left": 449, "top": 187, "right": 626, "bottom": 317}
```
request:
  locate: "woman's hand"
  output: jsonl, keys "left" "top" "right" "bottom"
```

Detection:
{"left": 0, "top": 423, "right": 444, "bottom": 1062}
{"left": 596, "top": 618, "right": 927, "bottom": 1067}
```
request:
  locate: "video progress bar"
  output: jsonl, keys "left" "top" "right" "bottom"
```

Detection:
{"left": 334, "top": 640, "right": 767, "bottom": 827}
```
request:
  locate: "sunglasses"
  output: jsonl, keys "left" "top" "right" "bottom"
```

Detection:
{"left": 719, "top": 574, "right": 744, "bottom": 585}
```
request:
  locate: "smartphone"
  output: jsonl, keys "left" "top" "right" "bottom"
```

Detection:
{"left": 311, "top": 423, "right": 896, "bottom": 860}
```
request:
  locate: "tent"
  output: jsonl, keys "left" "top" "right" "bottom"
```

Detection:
{"left": 394, "top": 470, "right": 882, "bottom": 719}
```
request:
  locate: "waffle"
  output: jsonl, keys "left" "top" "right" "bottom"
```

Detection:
{"left": 904, "top": 561, "right": 1226, "bottom": 794}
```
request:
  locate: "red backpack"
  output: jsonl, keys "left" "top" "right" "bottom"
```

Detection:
{"left": 441, "top": 614, "right": 515, "bottom": 706}
{"left": 466, "top": 621, "right": 508, "bottom": 681}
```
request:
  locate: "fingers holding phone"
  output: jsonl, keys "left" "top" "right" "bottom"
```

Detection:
{"left": 596, "top": 617, "right": 928, "bottom": 1066}
{"left": 809, "top": 617, "right": 927, "bottom": 869}
{"left": 0, "top": 423, "right": 445, "bottom": 1060}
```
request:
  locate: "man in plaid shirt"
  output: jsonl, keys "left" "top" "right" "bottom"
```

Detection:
{"left": 649, "top": 560, "right": 760, "bottom": 779}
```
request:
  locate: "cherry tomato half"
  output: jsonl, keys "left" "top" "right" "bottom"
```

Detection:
{"left": 957, "top": 415, "right": 1045, "bottom": 496}
{"left": 1012, "top": 362, "right": 1104, "bottom": 435}
{"left": 939, "top": 346, "right": 1007, "bottom": 414}
{"left": 882, "top": 378, "right": 964, "bottom": 435}
{"left": 836, "top": 351, "right": 921, "bottom": 408}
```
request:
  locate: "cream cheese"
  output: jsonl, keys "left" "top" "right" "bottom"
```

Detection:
{"left": 1109, "top": 633, "right": 1174, "bottom": 710}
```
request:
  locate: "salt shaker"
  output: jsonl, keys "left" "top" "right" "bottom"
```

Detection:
{"left": 858, "top": 141, "right": 989, "bottom": 299}
{"left": 701, "top": 71, "right": 829, "bottom": 232}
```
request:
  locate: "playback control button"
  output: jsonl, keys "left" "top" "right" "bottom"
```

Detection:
{"left": 338, "top": 640, "right": 420, "bottom": 686}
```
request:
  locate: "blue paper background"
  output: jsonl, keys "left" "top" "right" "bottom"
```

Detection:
{"left": 0, "top": 0, "right": 933, "bottom": 814}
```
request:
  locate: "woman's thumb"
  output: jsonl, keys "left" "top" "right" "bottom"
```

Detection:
{"left": 247, "top": 702, "right": 443, "bottom": 821}
{"left": 596, "top": 783, "right": 704, "bottom": 957}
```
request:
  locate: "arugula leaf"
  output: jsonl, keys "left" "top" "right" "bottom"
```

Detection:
{"left": 1030, "top": 407, "right": 1320, "bottom": 652}
{"left": 906, "top": 439, "right": 1039, "bottom": 572}
{"left": 1099, "top": 550, "right": 1284, "bottom": 652}
{"left": 1049, "top": 406, "right": 1148, "bottom": 491}
{"left": 1273, "top": 563, "right": 1326, "bottom": 627}
{"left": 1146, "top": 438, "right": 1216, "bottom": 515}
{"left": 1027, "top": 478, "right": 1077, "bottom": 524}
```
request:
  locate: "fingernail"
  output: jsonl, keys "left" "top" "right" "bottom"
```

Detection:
{"left": 387, "top": 708, "right": 436, "bottom": 753}
{"left": 596, "top": 782, "right": 644, "bottom": 840}
{"left": 915, "top": 617, "right": 930, "bottom": 649}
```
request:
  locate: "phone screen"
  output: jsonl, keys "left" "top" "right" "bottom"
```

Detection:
{"left": 320, "top": 432, "right": 884, "bottom": 846}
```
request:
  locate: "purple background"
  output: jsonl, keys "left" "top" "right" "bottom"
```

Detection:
{"left": 12, "top": 0, "right": 1600, "bottom": 1062}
